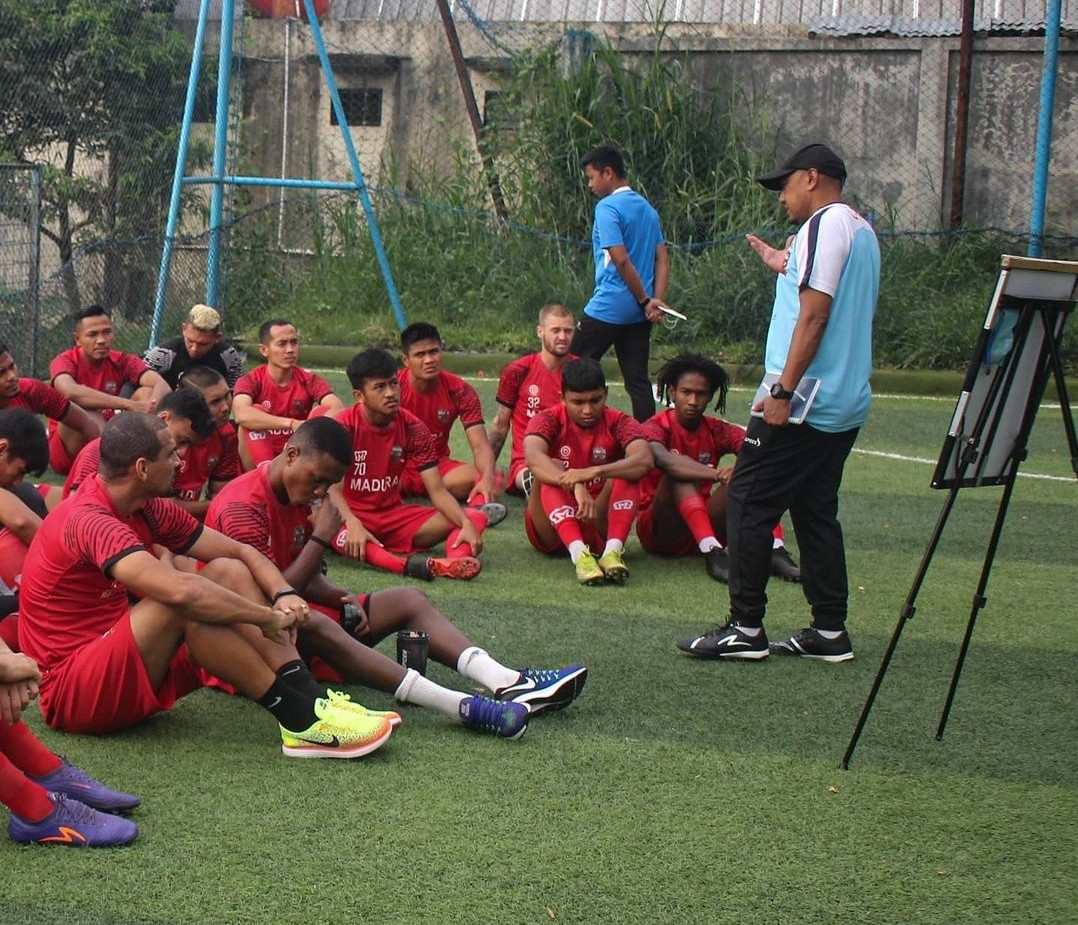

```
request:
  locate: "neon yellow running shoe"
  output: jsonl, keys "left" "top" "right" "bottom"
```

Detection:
{"left": 326, "top": 689, "right": 403, "bottom": 729}
{"left": 575, "top": 549, "right": 604, "bottom": 585}
{"left": 597, "top": 548, "right": 629, "bottom": 584}
{"left": 280, "top": 698, "right": 393, "bottom": 759}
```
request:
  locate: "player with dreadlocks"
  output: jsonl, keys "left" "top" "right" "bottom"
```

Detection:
{"left": 637, "top": 353, "right": 800, "bottom": 583}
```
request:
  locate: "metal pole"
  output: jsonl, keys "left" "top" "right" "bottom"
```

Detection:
{"left": 948, "top": 0, "right": 975, "bottom": 229}
{"left": 150, "top": 0, "right": 211, "bottom": 348}
{"left": 206, "top": 0, "right": 239, "bottom": 307}
{"left": 1029, "top": 0, "right": 1062, "bottom": 257}
{"left": 303, "top": 0, "right": 407, "bottom": 329}
{"left": 435, "top": 0, "right": 509, "bottom": 223}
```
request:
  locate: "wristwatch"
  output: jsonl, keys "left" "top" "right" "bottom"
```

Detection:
{"left": 769, "top": 382, "right": 795, "bottom": 401}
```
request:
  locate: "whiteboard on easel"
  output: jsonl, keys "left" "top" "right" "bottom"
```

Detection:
{"left": 932, "top": 255, "right": 1078, "bottom": 489}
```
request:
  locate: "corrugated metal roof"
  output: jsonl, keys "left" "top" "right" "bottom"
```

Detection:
{"left": 173, "top": 0, "right": 1078, "bottom": 28}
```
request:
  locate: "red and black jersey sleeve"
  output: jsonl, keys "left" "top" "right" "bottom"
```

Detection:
{"left": 450, "top": 377, "right": 485, "bottom": 429}
{"left": 495, "top": 358, "right": 527, "bottom": 409}
{"left": 403, "top": 413, "right": 441, "bottom": 472}
{"left": 139, "top": 498, "right": 203, "bottom": 554}
{"left": 18, "top": 378, "right": 71, "bottom": 420}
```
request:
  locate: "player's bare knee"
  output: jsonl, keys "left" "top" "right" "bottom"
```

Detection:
{"left": 199, "top": 557, "right": 258, "bottom": 596}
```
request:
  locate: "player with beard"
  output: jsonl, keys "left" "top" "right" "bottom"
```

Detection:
{"left": 488, "top": 303, "right": 577, "bottom": 497}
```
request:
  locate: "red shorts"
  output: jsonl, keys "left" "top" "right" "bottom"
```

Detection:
{"left": 505, "top": 458, "right": 528, "bottom": 496}
{"left": 47, "top": 428, "right": 74, "bottom": 475}
{"left": 400, "top": 457, "right": 465, "bottom": 497}
{"left": 336, "top": 504, "right": 442, "bottom": 555}
{"left": 635, "top": 505, "right": 696, "bottom": 556}
{"left": 242, "top": 427, "right": 290, "bottom": 466}
{"left": 38, "top": 614, "right": 204, "bottom": 734}
{"left": 0, "top": 529, "right": 28, "bottom": 591}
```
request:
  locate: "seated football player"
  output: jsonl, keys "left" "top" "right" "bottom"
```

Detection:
{"left": 397, "top": 322, "right": 506, "bottom": 525}
{"left": 18, "top": 412, "right": 394, "bottom": 760}
{"left": 522, "top": 358, "right": 653, "bottom": 586}
{"left": 62, "top": 388, "right": 217, "bottom": 509}
{"left": 143, "top": 303, "right": 245, "bottom": 390}
{"left": 48, "top": 306, "right": 170, "bottom": 472}
{"left": 0, "top": 408, "right": 141, "bottom": 847}
{"left": 488, "top": 303, "right": 577, "bottom": 497}
{"left": 0, "top": 409, "right": 54, "bottom": 650}
{"left": 638, "top": 354, "right": 801, "bottom": 584}
{"left": 0, "top": 641, "right": 140, "bottom": 847}
{"left": 0, "top": 339, "right": 99, "bottom": 486}
{"left": 206, "top": 418, "right": 587, "bottom": 740}
{"left": 328, "top": 348, "right": 488, "bottom": 582}
{"left": 232, "top": 319, "right": 344, "bottom": 470}
{"left": 171, "top": 367, "right": 243, "bottom": 519}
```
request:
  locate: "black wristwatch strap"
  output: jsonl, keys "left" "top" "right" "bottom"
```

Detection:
{"left": 270, "top": 588, "right": 298, "bottom": 604}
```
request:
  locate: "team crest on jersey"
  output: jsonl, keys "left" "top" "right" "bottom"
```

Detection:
{"left": 175, "top": 459, "right": 188, "bottom": 474}
{"left": 391, "top": 445, "right": 404, "bottom": 462}
{"left": 528, "top": 384, "right": 539, "bottom": 396}
{"left": 207, "top": 454, "right": 219, "bottom": 469}
{"left": 591, "top": 447, "right": 608, "bottom": 464}
{"left": 104, "top": 380, "right": 118, "bottom": 395}
{"left": 698, "top": 453, "right": 712, "bottom": 465}
{"left": 291, "top": 400, "right": 307, "bottom": 415}
{"left": 436, "top": 409, "right": 450, "bottom": 424}
{"left": 292, "top": 526, "right": 306, "bottom": 550}
{"left": 559, "top": 445, "right": 571, "bottom": 459}
{"left": 260, "top": 400, "right": 272, "bottom": 411}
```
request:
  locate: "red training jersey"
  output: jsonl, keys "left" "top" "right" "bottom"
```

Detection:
{"left": 495, "top": 352, "right": 574, "bottom": 475}
{"left": 398, "top": 370, "right": 484, "bottom": 460}
{"left": 233, "top": 365, "right": 335, "bottom": 455}
{"left": 205, "top": 464, "right": 307, "bottom": 570}
{"left": 3, "top": 378, "right": 72, "bottom": 420}
{"left": 173, "top": 424, "right": 241, "bottom": 501}
{"left": 334, "top": 404, "right": 440, "bottom": 517}
{"left": 62, "top": 438, "right": 102, "bottom": 497}
{"left": 49, "top": 348, "right": 148, "bottom": 422}
{"left": 18, "top": 474, "right": 202, "bottom": 671}
{"left": 525, "top": 404, "right": 646, "bottom": 495}
{"left": 639, "top": 409, "right": 745, "bottom": 508}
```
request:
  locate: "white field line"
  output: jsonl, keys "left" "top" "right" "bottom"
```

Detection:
{"left": 309, "top": 370, "right": 1073, "bottom": 483}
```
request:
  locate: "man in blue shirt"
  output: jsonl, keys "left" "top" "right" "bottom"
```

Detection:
{"left": 571, "top": 146, "right": 668, "bottom": 422}
{"left": 677, "top": 143, "right": 879, "bottom": 663}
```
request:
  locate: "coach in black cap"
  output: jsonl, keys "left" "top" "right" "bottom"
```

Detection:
{"left": 677, "top": 141, "right": 879, "bottom": 665}
{"left": 756, "top": 143, "right": 848, "bottom": 190}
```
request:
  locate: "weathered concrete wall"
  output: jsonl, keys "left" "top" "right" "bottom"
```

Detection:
{"left": 223, "top": 20, "right": 1076, "bottom": 238}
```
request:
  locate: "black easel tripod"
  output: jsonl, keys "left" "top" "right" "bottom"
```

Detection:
{"left": 841, "top": 255, "right": 1078, "bottom": 769}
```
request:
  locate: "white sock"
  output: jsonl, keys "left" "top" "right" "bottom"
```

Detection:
{"left": 699, "top": 537, "right": 720, "bottom": 553}
{"left": 773, "top": 539, "right": 784, "bottom": 549}
{"left": 737, "top": 624, "right": 762, "bottom": 637}
{"left": 456, "top": 646, "right": 520, "bottom": 694}
{"left": 601, "top": 538, "right": 624, "bottom": 556}
{"left": 817, "top": 628, "right": 844, "bottom": 640}
{"left": 394, "top": 669, "right": 467, "bottom": 719}
{"left": 568, "top": 540, "right": 587, "bottom": 563}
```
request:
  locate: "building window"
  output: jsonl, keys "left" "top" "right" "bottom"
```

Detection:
{"left": 483, "top": 91, "right": 518, "bottom": 131}
{"left": 330, "top": 88, "right": 382, "bottom": 127}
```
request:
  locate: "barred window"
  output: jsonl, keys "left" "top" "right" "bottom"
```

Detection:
{"left": 330, "top": 88, "right": 382, "bottom": 127}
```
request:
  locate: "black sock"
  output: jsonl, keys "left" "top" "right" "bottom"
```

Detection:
{"left": 257, "top": 678, "right": 318, "bottom": 732}
{"left": 275, "top": 659, "right": 329, "bottom": 701}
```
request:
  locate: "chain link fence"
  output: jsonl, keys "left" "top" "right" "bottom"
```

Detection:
{"left": 1, "top": 0, "right": 1075, "bottom": 373}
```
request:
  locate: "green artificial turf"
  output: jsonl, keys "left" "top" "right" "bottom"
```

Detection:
{"left": 2, "top": 377, "right": 1076, "bottom": 924}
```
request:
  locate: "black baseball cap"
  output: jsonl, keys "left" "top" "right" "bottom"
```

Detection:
{"left": 756, "top": 143, "right": 848, "bottom": 190}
